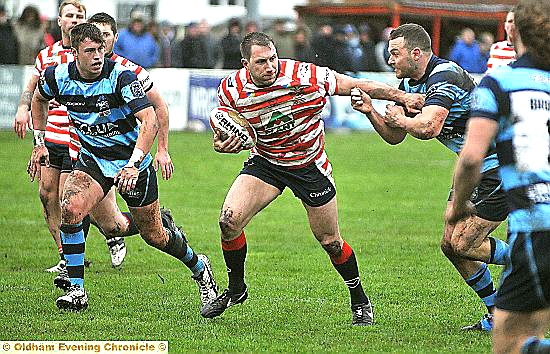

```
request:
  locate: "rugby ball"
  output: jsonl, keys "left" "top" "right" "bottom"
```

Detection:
{"left": 209, "top": 106, "right": 257, "bottom": 149}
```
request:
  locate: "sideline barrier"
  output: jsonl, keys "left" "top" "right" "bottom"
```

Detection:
{"left": 0, "top": 66, "right": 481, "bottom": 131}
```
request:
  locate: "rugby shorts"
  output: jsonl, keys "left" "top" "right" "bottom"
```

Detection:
{"left": 496, "top": 230, "right": 550, "bottom": 312}
{"left": 449, "top": 168, "right": 509, "bottom": 222}
{"left": 74, "top": 153, "right": 158, "bottom": 207}
{"left": 44, "top": 141, "right": 72, "bottom": 173}
{"left": 240, "top": 155, "right": 336, "bottom": 207}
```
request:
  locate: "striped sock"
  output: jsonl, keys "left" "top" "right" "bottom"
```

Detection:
{"left": 330, "top": 241, "right": 369, "bottom": 305}
{"left": 60, "top": 222, "right": 85, "bottom": 288}
{"left": 162, "top": 226, "right": 204, "bottom": 277}
{"left": 465, "top": 263, "right": 496, "bottom": 312}
{"left": 489, "top": 237, "right": 510, "bottom": 265}
{"left": 521, "top": 337, "right": 550, "bottom": 353}
{"left": 222, "top": 231, "right": 247, "bottom": 293}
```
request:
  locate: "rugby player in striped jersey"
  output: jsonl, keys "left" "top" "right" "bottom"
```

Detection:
{"left": 200, "top": 31, "right": 424, "bottom": 325}
{"left": 486, "top": 10, "right": 517, "bottom": 73}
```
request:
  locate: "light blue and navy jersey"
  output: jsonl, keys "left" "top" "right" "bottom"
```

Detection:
{"left": 38, "top": 59, "right": 153, "bottom": 178}
{"left": 399, "top": 55, "right": 499, "bottom": 172}
{"left": 471, "top": 54, "right": 550, "bottom": 233}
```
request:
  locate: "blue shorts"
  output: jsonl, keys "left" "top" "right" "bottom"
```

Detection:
{"left": 496, "top": 231, "right": 550, "bottom": 312}
{"left": 74, "top": 153, "right": 158, "bottom": 207}
{"left": 240, "top": 155, "right": 336, "bottom": 207}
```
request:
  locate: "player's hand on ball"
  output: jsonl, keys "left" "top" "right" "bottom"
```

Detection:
{"left": 115, "top": 166, "right": 139, "bottom": 193}
{"left": 351, "top": 87, "right": 373, "bottom": 114}
{"left": 212, "top": 128, "right": 243, "bottom": 154}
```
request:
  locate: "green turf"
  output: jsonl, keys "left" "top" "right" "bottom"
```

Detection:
{"left": 0, "top": 131, "right": 506, "bottom": 352}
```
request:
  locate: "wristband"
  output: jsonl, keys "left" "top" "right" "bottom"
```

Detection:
{"left": 33, "top": 130, "right": 45, "bottom": 147}
{"left": 125, "top": 148, "right": 145, "bottom": 168}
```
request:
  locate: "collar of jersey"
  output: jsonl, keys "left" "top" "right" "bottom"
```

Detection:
{"left": 68, "top": 60, "right": 109, "bottom": 83}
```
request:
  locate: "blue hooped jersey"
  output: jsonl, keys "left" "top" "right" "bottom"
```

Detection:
{"left": 38, "top": 59, "right": 153, "bottom": 177}
{"left": 399, "top": 55, "right": 499, "bottom": 172}
{"left": 471, "top": 54, "right": 550, "bottom": 233}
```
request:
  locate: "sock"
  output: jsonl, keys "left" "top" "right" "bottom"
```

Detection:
{"left": 330, "top": 241, "right": 369, "bottom": 305}
{"left": 489, "top": 237, "right": 510, "bottom": 265}
{"left": 82, "top": 215, "right": 90, "bottom": 240}
{"left": 222, "top": 231, "right": 247, "bottom": 293}
{"left": 58, "top": 245, "right": 65, "bottom": 261}
{"left": 60, "top": 222, "right": 85, "bottom": 288}
{"left": 521, "top": 337, "right": 550, "bottom": 354}
{"left": 465, "top": 263, "right": 496, "bottom": 312}
{"left": 161, "top": 226, "right": 204, "bottom": 277}
{"left": 121, "top": 212, "right": 140, "bottom": 236}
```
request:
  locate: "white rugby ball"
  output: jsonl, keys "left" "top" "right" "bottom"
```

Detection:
{"left": 209, "top": 106, "right": 257, "bottom": 149}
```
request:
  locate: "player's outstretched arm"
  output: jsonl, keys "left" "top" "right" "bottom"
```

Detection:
{"left": 14, "top": 75, "right": 40, "bottom": 139}
{"left": 147, "top": 87, "right": 174, "bottom": 180}
{"left": 334, "top": 72, "right": 424, "bottom": 114}
{"left": 351, "top": 88, "right": 406, "bottom": 145}
{"left": 384, "top": 105, "right": 448, "bottom": 140}
{"left": 27, "top": 88, "right": 50, "bottom": 182}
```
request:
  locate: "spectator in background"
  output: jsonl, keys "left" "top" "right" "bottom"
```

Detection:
{"left": 375, "top": 27, "right": 394, "bottom": 72}
{"left": 293, "top": 26, "right": 314, "bottom": 62}
{"left": 199, "top": 19, "right": 219, "bottom": 69}
{"left": 357, "top": 23, "right": 379, "bottom": 72}
{"left": 244, "top": 20, "right": 259, "bottom": 34}
{"left": 311, "top": 23, "right": 334, "bottom": 68}
{"left": 267, "top": 18, "right": 294, "bottom": 59}
{"left": 331, "top": 24, "right": 356, "bottom": 73}
{"left": 157, "top": 21, "right": 175, "bottom": 67}
{"left": 448, "top": 27, "right": 486, "bottom": 73}
{"left": 179, "top": 22, "right": 210, "bottom": 68}
{"left": 114, "top": 16, "right": 159, "bottom": 68}
{"left": 14, "top": 5, "right": 44, "bottom": 65}
{"left": 0, "top": 5, "right": 19, "bottom": 64}
{"left": 486, "top": 10, "right": 517, "bottom": 73}
{"left": 478, "top": 32, "right": 494, "bottom": 65}
{"left": 220, "top": 18, "right": 242, "bottom": 69}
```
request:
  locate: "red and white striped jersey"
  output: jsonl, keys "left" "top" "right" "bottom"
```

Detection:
{"left": 34, "top": 41, "right": 74, "bottom": 145}
{"left": 486, "top": 41, "right": 516, "bottom": 73}
{"left": 68, "top": 54, "right": 154, "bottom": 160}
{"left": 109, "top": 53, "right": 153, "bottom": 92}
{"left": 217, "top": 59, "right": 338, "bottom": 168}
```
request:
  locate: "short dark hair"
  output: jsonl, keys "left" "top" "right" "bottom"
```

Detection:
{"left": 240, "top": 32, "right": 274, "bottom": 60}
{"left": 389, "top": 23, "right": 432, "bottom": 53}
{"left": 88, "top": 12, "right": 118, "bottom": 35}
{"left": 515, "top": 0, "right": 550, "bottom": 69}
{"left": 70, "top": 22, "right": 105, "bottom": 49}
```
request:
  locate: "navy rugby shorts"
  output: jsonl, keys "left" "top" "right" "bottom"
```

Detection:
{"left": 449, "top": 168, "right": 509, "bottom": 222}
{"left": 496, "top": 231, "right": 550, "bottom": 312}
{"left": 74, "top": 153, "right": 158, "bottom": 207}
{"left": 44, "top": 141, "right": 72, "bottom": 173}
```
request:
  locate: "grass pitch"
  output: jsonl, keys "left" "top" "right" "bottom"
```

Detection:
{"left": 0, "top": 131, "right": 506, "bottom": 352}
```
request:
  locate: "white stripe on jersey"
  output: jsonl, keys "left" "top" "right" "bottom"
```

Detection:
{"left": 34, "top": 41, "right": 74, "bottom": 145}
{"left": 217, "top": 59, "right": 337, "bottom": 168}
{"left": 486, "top": 41, "right": 516, "bottom": 73}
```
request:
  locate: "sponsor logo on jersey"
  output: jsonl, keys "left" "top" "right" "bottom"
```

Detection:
{"left": 74, "top": 120, "right": 120, "bottom": 137}
{"left": 264, "top": 111, "right": 295, "bottom": 135}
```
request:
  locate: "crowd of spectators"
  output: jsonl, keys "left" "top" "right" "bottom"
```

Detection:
{"left": 0, "top": 6, "right": 501, "bottom": 74}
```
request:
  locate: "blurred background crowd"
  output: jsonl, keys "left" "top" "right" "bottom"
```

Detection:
{"left": 0, "top": 2, "right": 506, "bottom": 74}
